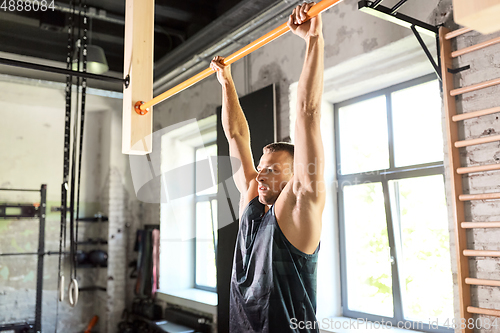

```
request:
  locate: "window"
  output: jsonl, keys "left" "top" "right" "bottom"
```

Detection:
{"left": 336, "top": 75, "right": 453, "bottom": 332}
{"left": 159, "top": 116, "right": 218, "bottom": 300}
{"left": 194, "top": 143, "right": 218, "bottom": 291}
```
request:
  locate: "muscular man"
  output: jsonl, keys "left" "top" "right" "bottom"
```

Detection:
{"left": 210, "top": 3, "right": 325, "bottom": 332}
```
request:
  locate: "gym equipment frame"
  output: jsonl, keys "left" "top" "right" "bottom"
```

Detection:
{"left": 0, "top": 185, "right": 47, "bottom": 333}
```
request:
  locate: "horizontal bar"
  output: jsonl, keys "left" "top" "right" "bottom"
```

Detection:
{"left": 462, "top": 222, "right": 500, "bottom": 228}
{"left": 463, "top": 250, "right": 500, "bottom": 257}
{"left": 0, "top": 251, "right": 69, "bottom": 257}
{"left": 455, "top": 134, "right": 500, "bottom": 148}
{"left": 457, "top": 163, "right": 500, "bottom": 174}
{"left": 77, "top": 240, "right": 108, "bottom": 245}
{"left": 337, "top": 163, "right": 444, "bottom": 183}
{"left": 466, "top": 278, "right": 500, "bottom": 287}
{"left": 451, "top": 77, "right": 500, "bottom": 96}
{"left": 0, "top": 216, "right": 38, "bottom": 220}
{"left": 445, "top": 27, "right": 473, "bottom": 40}
{"left": 0, "top": 188, "right": 40, "bottom": 192}
{"left": 77, "top": 216, "right": 109, "bottom": 222}
{"left": 0, "top": 58, "right": 126, "bottom": 84}
{"left": 452, "top": 36, "right": 500, "bottom": 58}
{"left": 467, "top": 306, "right": 500, "bottom": 317}
{"left": 79, "top": 286, "right": 107, "bottom": 292}
{"left": 140, "top": 0, "right": 343, "bottom": 110}
{"left": 453, "top": 106, "right": 500, "bottom": 122}
{"left": 0, "top": 322, "right": 35, "bottom": 331}
{"left": 459, "top": 192, "right": 500, "bottom": 201}
{"left": 0, "top": 252, "right": 38, "bottom": 256}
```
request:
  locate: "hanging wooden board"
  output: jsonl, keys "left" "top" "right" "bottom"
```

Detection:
{"left": 453, "top": 0, "right": 500, "bottom": 34}
{"left": 122, "top": 0, "right": 342, "bottom": 154}
{"left": 122, "top": 0, "right": 154, "bottom": 155}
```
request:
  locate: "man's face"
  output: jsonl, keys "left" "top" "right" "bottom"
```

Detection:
{"left": 256, "top": 151, "right": 293, "bottom": 205}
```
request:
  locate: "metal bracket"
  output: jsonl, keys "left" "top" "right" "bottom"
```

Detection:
{"left": 391, "top": 0, "right": 409, "bottom": 14}
{"left": 370, "top": 0, "right": 383, "bottom": 8}
{"left": 410, "top": 25, "right": 442, "bottom": 81}
{"left": 448, "top": 65, "right": 471, "bottom": 74}
{"left": 0, "top": 203, "right": 38, "bottom": 219}
{"left": 358, "top": 1, "right": 442, "bottom": 81}
{"left": 0, "top": 322, "right": 35, "bottom": 332}
{"left": 124, "top": 74, "right": 130, "bottom": 88}
{"left": 358, "top": 0, "right": 438, "bottom": 37}
{"left": 0, "top": 186, "right": 46, "bottom": 332}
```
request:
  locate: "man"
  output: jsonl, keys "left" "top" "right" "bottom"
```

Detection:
{"left": 210, "top": 2, "right": 325, "bottom": 332}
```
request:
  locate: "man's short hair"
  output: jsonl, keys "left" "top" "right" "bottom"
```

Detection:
{"left": 263, "top": 142, "right": 294, "bottom": 160}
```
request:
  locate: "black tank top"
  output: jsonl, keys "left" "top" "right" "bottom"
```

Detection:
{"left": 230, "top": 196, "right": 320, "bottom": 333}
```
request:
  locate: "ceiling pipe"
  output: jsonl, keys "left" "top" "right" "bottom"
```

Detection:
{"left": 48, "top": 1, "right": 185, "bottom": 41}
{"left": 153, "top": 0, "right": 302, "bottom": 94}
{"left": 153, "top": 0, "right": 300, "bottom": 81}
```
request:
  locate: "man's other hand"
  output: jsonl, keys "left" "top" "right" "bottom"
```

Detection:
{"left": 210, "top": 56, "right": 232, "bottom": 85}
{"left": 287, "top": 2, "right": 323, "bottom": 40}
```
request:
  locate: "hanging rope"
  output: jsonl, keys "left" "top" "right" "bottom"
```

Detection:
{"left": 55, "top": 0, "right": 75, "bottom": 328}
{"left": 67, "top": 0, "right": 88, "bottom": 307}
{"left": 74, "top": 0, "right": 88, "bottom": 284}
{"left": 55, "top": 0, "right": 88, "bottom": 322}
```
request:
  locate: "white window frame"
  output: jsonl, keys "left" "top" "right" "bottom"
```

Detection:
{"left": 335, "top": 74, "right": 453, "bottom": 333}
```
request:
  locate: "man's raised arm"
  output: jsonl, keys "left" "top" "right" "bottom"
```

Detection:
{"left": 288, "top": 3, "right": 325, "bottom": 199}
{"left": 210, "top": 57, "right": 257, "bottom": 195}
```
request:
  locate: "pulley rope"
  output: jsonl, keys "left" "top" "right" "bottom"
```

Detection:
{"left": 55, "top": 0, "right": 75, "bottom": 329}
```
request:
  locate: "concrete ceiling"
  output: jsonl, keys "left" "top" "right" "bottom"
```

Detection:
{"left": 0, "top": 0, "right": 283, "bottom": 88}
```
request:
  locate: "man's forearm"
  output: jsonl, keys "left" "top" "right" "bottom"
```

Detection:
{"left": 296, "top": 35, "right": 324, "bottom": 115}
{"left": 221, "top": 80, "right": 250, "bottom": 139}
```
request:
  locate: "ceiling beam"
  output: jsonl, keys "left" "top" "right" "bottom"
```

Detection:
{"left": 154, "top": 0, "right": 283, "bottom": 80}
{"left": 43, "top": 1, "right": 186, "bottom": 39}
{"left": 154, "top": 0, "right": 215, "bottom": 23}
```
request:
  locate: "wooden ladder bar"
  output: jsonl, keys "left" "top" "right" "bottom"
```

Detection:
{"left": 442, "top": 26, "right": 500, "bottom": 330}
{"left": 461, "top": 221, "right": 500, "bottom": 228}
{"left": 439, "top": 27, "right": 474, "bottom": 332}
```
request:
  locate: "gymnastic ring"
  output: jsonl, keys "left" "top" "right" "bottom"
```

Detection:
{"left": 134, "top": 101, "right": 149, "bottom": 115}
{"left": 68, "top": 278, "right": 79, "bottom": 307}
{"left": 58, "top": 275, "right": 65, "bottom": 302}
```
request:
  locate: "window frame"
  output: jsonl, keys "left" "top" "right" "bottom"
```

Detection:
{"left": 335, "top": 74, "right": 453, "bottom": 333}
{"left": 193, "top": 142, "right": 218, "bottom": 292}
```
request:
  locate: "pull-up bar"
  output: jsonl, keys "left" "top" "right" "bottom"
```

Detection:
{"left": 135, "top": 0, "right": 342, "bottom": 114}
